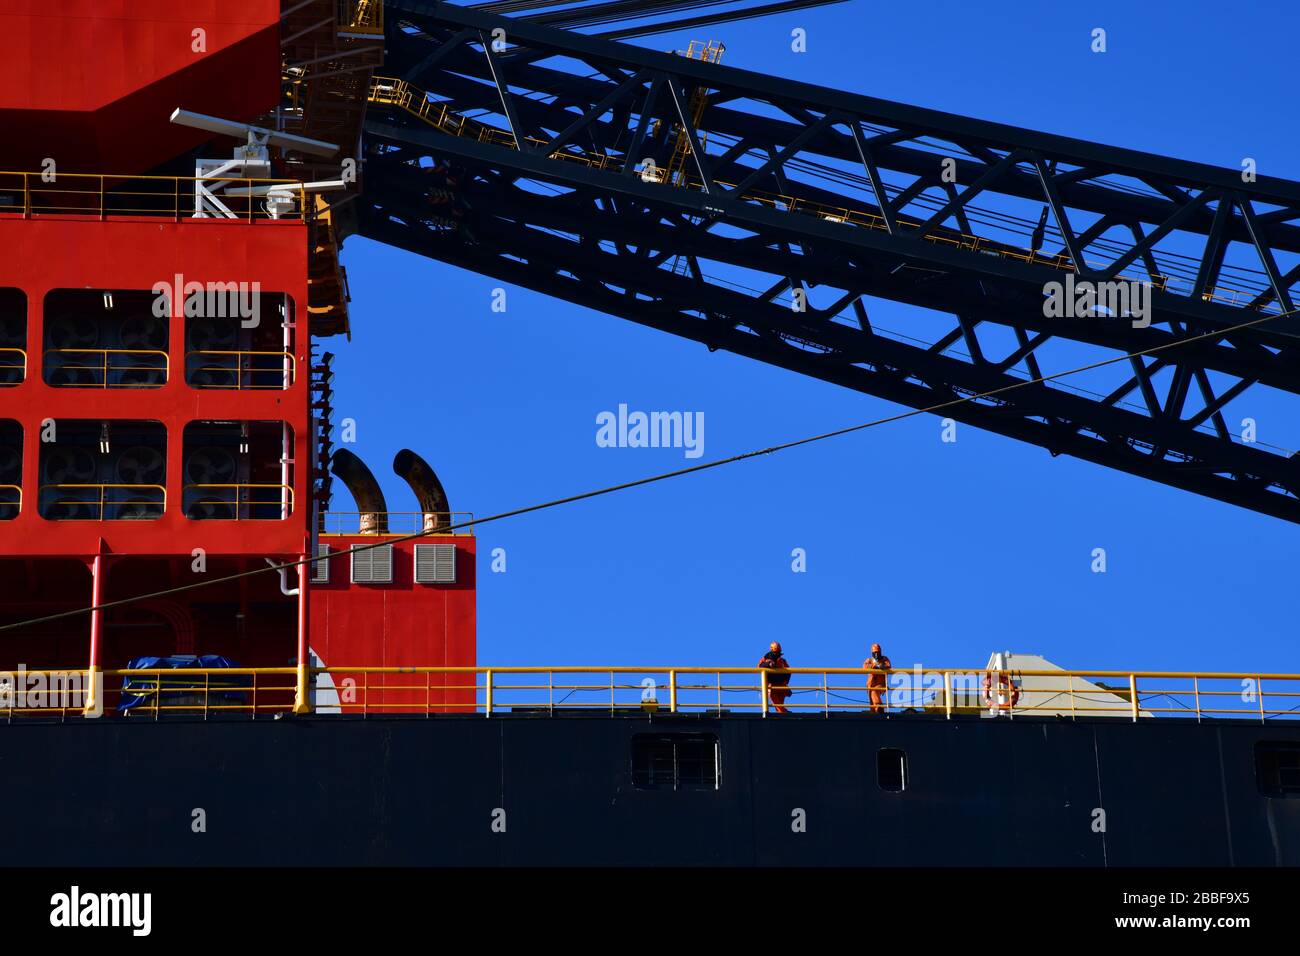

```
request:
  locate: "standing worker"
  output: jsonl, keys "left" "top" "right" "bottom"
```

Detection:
{"left": 759, "top": 642, "right": 792, "bottom": 714}
{"left": 864, "top": 643, "right": 891, "bottom": 714}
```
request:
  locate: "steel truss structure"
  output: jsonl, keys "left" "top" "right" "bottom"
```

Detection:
{"left": 358, "top": 0, "right": 1300, "bottom": 521}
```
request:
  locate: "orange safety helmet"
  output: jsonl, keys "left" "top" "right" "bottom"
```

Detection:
{"left": 770, "top": 641, "right": 782, "bottom": 654}
{"left": 871, "top": 642, "right": 882, "bottom": 653}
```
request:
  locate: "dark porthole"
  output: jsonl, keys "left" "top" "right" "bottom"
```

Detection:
{"left": 877, "top": 748, "right": 907, "bottom": 792}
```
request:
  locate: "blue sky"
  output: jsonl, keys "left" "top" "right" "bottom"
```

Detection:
{"left": 333, "top": 0, "right": 1300, "bottom": 674}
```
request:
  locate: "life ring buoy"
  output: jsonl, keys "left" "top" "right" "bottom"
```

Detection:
{"left": 982, "top": 672, "right": 1020, "bottom": 709}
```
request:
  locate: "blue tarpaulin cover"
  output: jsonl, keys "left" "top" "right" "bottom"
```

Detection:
{"left": 118, "top": 655, "right": 251, "bottom": 714}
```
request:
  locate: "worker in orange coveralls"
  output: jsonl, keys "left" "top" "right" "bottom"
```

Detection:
{"left": 759, "top": 641, "right": 792, "bottom": 714}
{"left": 864, "top": 642, "right": 891, "bottom": 714}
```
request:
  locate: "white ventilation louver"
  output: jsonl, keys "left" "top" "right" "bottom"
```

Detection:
{"left": 311, "top": 543, "right": 331, "bottom": 584}
{"left": 351, "top": 543, "right": 393, "bottom": 584}
{"left": 413, "top": 543, "right": 456, "bottom": 584}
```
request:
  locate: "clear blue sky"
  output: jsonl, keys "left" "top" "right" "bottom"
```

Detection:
{"left": 333, "top": 0, "right": 1300, "bottom": 673}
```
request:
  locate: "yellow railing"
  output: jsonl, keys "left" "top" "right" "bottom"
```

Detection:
{"left": 318, "top": 511, "right": 476, "bottom": 535}
{"left": 184, "top": 484, "right": 294, "bottom": 520}
{"left": 0, "top": 484, "right": 19, "bottom": 517}
{"left": 185, "top": 350, "right": 295, "bottom": 389}
{"left": 316, "top": 666, "right": 1300, "bottom": 721}
{"left": 45, "top": 348, "right": 168, "bottom": 388}
{"left": 0, "top": 347, "right": 26, "bottom": 384}
{"left": 367, "top": 76, "right": 1285, "bottom": 315}
{"left": 39, "top": 483, "right": 166, "bottom": 520}
{"left": 0, "top": 666, "right": 1296, "bottom": 721}
{"left": 338, "top": 0, "right": 383, "bottom": 35}
{"left": 0, "top": 669, "right": 99, "bottom": 717}
{"left": 0, "top": 171, "right": 308, "bottom": 223}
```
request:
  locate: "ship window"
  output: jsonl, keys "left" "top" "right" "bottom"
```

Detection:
{"left": 1256, "top": 742, "right": 1300, "bottom": 798}
{"left": 632, "top": 734, "right": 719, "bottom": 791}
{"left": 185, "top": 292, "right": 294, "bottom": 390}
{"left": 0, "top": 420, "right": 20, "bottom": 520}
{"left": 39, "top": 420, "right": 166, "bottom": 520}
{"left": 877, "top": 748, "right": 907, "bottom": 792}
{"left": 44, "top": 289, "right": 168, "bottom": 389}
{"left": 183, "top": 421, "right": 294, "bottom": 520}
{"left": 0, "top": 289, "right": 25, "bottom": 387}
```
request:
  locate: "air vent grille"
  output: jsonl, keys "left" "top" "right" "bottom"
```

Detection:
{"left": 351, "top": 543, "right": 393, "bottom": 584}
{"left": 311, "top": 543, "right": 331, "bottom": 584}
{"left": 414, "top": 543, "right": 456, "bottom": 584}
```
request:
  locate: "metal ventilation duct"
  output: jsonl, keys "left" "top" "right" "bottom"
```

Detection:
{"left": 331, "top": 448, "right": 390, "bottom": 534}
{"left": 393, "top": 448, "right": 452, "bottom": 532}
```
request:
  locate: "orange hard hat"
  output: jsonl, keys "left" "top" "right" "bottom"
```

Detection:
{"left": 770, "top": 641, "right": 782, "bottom": 653}
{"left": 871, "top": 642, "right": 882, "bottom": 652}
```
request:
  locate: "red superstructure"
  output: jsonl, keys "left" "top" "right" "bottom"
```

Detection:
{"left": 0, "top": 1, "right": 476, "bottom": 713}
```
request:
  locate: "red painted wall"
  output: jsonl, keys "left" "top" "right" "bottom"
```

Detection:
{"left": 0, "top": 214, "right": 309, "bottom": 558}
{"left": 0, "top": 1, "right": 281, "bottom": 173}
{"left": 311, "top": 535, "right": 478, "bottom": 712}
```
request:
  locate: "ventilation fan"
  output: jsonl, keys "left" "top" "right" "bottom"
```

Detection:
{"left": 116, "top": 367, "right": 166, "bottom": 388}
{"left": 186, "top": 318, "right": 238, "bottom": 352}
{"left": 117, "top": 501, "right": 163, "bottom": 520}
{"left": 0, "top": 315, "right": 23, "bottom": 347}
{"left": 0, "top": 446, "right": 20, "bottom": 484}
{"left": 115, "top": 445, "right": 165, "bottom": 486}
{"left": 186, "top": 496, "right": 235, "bottom": 520}
{"left": 42, "top": 470, "right": 99, "bottom": 519}
{"left": 185, "top": 446, "right": 237, "bottom": 486}
{"left": 118, "top": 315, "right": 167, "bottom": 351}
{"left": 47, "top": 498, "right": 98, "bottom": 521}
{"left": 42, "top": 447, "right": 98, "bottom": 485}
{"left": 188, "top": 366, "right": 239, "bottom": 389}
{"left": 47, "top": 316, "right": 100, "bottom": 350}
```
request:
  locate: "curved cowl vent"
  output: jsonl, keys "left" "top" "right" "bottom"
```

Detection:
{"left": 331, "top": 449, "right": 389, "bottom": 534}
{"left": 393, "top": 448, "right": 452, "bottom": 532}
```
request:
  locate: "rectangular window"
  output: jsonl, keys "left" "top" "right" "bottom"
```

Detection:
{"left": 1256, "top": 742, "right": 1300, "bottom": 798}
{"left": 877, "top": 748, "right": 907, "bottom": 792}
{"left": 632, "top": 734, "right": 719, "bottom": 791}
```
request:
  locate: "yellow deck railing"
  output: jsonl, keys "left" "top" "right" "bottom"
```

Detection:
{"left": 0, "top": 172, "right": 308, "bottom": 223}
{"left": 45, "top": 348, "right": 168, "bottom": 388}
{"left": 184, "top": 484, "right": 294, "bottom": 520}
{"left": 0, "top": 347, "right": 26, "bottom": 383}
{"left": 39, "top": 484, "right": 166, "bottom": 520}
{"left": 185, "top": 350, "right": 295, "bottom": 389}
{"left": 367, "top": 76, "right": 1285, "bottom": 316}
{"left": 1, "top": 666, "right": 1294, "bottom": 722}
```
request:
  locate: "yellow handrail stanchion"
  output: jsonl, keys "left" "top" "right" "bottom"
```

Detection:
{"left": 944, "top": 671, "right": 952, "bottom": 719}
{"left": 485, "top": 669, "right": 493, "bottom": 716}
{"left": 1130, "top": 674, "right": 1140, "bottom": 721}
{"left": 760, "top": 669, "right": 769, "bottom": 717}
{"left": 669, "top": 670, "right": 677, "bottom": 713}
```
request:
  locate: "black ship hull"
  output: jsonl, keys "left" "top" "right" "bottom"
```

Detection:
{"left": 9, "top": 713, "right": 1300, "bottom": 866}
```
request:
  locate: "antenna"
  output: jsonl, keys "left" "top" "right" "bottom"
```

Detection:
{"left": 169, "top": 108, "right": 339, "bottom": 158}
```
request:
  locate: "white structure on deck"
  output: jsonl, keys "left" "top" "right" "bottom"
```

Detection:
{"left": 984, "top": 651, "right": 1145, "bottom": 718}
